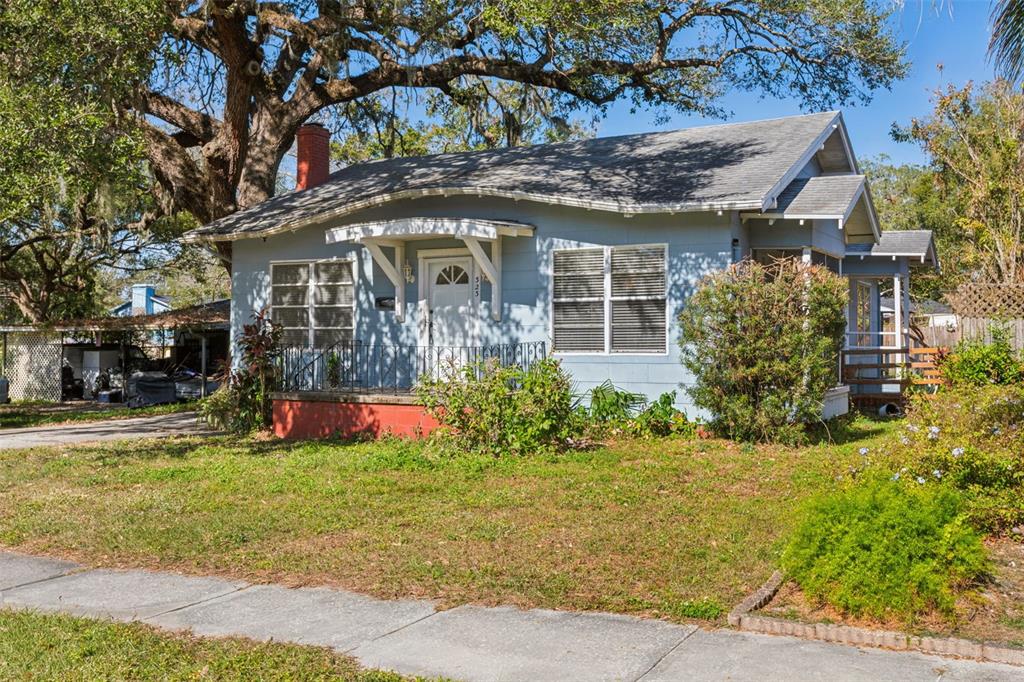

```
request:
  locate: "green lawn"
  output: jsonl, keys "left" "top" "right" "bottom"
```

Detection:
{"left": 0, "top": 609, "right": 407, "bottom": 681}
{"left": 0, "top": 401, "right": 194, "bottom": 430}
{"left": 0, "top": 418, "right": 895, "bottom": 623}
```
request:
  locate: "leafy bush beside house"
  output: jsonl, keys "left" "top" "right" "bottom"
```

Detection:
{"left": 941, "top": 325, "right": 1024, "bottom": 386}
{"left": 199, "top": 309, "right": 281, "bottom": 433}
{"left": 678, "top": 259, "right": 847, "bottom": 444}
{"left": 585, "top": 382, "right": 696, "bottom": 438}
{"left": 416, "top": 357, "right": 580, "bottom": 456}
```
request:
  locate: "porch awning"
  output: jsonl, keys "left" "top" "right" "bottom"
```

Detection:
{"left": 739, "top": 175, "right": 879, "bottom": 242}
{"left": 325, "top": 217, "right": 535, "bottom": 323}
{"left": 846, "top": 230, "right": 939, "bottom": 269}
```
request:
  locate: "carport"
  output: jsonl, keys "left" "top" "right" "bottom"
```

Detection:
{"left": 0, "top": 300, "right": 229, "bottom": 403}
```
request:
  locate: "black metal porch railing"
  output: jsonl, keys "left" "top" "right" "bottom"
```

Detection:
{"left": 277, "top": 341, "right": 547, "bottom": 394}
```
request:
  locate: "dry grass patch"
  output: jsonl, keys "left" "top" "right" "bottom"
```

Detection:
{"left": 0, "top": 609, "right": 411, "bottom": 680}
{"left": 0, "top": 419, "right": 893, "bottom": 624}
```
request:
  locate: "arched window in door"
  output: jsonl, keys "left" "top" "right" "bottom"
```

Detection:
{"left": 435, "top": 264, "right": 469, "bottom": 285}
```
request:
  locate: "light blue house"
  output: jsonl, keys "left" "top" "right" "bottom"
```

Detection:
{"left": 111, "top": 283, "right": 172, "bottom": 317}
{"left": 185, "top": 112, "right": 938, "bottom": 422}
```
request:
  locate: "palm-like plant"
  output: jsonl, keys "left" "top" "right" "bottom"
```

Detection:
{"left": 991, "top": 0, "right": 1024, "bottom": 82}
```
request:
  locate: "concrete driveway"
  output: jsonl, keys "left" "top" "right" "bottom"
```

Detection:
{"left": 0, "top": 412, "right": 213, "bottom": 450}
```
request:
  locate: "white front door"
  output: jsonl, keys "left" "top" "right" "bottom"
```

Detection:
{"left": 426, "top": 257, "right": 475, "bottom": 347}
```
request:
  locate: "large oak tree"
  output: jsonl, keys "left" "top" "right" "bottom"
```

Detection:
{"left": 3, "top": 0, "right": 907, "bottom": 321}
{"left": 143, "top": 0, "right": 907, "bottom": 228}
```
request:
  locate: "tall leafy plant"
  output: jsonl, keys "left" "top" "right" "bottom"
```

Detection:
{"left": 200, "top": 309, "right": 281, "bottom": 433}
{"left": 678, "top": 259, "right": 847, "bottom": 443}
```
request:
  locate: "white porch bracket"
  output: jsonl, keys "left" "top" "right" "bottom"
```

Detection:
{"left": 462, "top": 236, "right": 502, "bottom": 321}
{"left": 362, "top": 239, "right": 406, "bottom": 322}
{"left": 326, "top": 217, "right": 534, "bottom": 325}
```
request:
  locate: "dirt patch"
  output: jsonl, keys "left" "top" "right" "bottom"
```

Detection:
{"left": 763, "top": 538, "right": 1024, "bottom": 647}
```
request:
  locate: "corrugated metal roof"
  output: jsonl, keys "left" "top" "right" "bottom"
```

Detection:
{"left": 185, "top": 111, "right": 842, "bottom": 241}
{"left": 0, "top": 300, "right": 230, "bottom": 333}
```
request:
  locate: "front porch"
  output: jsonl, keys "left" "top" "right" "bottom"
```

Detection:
{"left": 271, "top": 340, "right": 547, "bottom": 439}
{"left": 841, "top": 231, "right": 943, "bottom": 412}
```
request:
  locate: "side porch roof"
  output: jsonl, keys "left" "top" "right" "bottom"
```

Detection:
{"left": 845, "top": 230, "right": 939, "bottom": 269}
{"left": 739, "top": 174, "right": 879, "bottom": 242}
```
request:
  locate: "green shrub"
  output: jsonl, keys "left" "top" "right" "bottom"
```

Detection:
{"left": 627, "top": 391, "right": 696, "bottom": 438}
{"left": 199, "top": 309, "right": 281, "bottom": 433}
{"left": 783, "top": 476, "right": 988, "bottom": 623}
{"left": 416, "top": 357, "right": 580, "bottom": 456}
{"left": 941, "top": 325, "right": 1024, "bottom": 386}
{"left": 874, "top": 385, "right": 1024, "bottom": 533}
{"left": 678, "top": 259, "right": 847, "bottom": 444}
{"left": 583, "top": 385, "right": 696, "bottom": 438}
{"left": 587, "top": 381, "right": 644, "bottom": 423}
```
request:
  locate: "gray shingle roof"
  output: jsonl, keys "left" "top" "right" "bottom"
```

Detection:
{"left": 872, "top": 230, "right": 935, "bottom": 257}
{"left": 185, "top": 111, "right": 841, "bottom": 241}
{"left": 846, "top": 229, "right": 938, "bottom": 268}
{"left": 773, "top": 175, "right": 864, "bottom": 216}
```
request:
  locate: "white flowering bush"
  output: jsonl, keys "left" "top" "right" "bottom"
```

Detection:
{"left": 863, "top": 385, "right": 1024, "bottom": 533}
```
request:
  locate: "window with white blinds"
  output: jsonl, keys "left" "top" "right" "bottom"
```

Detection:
{"left": 271, "top": 259, "right": 355, "bottom": 348}
{"left": 552, "top": 248, "right": 606, "bottom": 352}
{"left": 552, "top": 244, "right": 667, "bottom": 354}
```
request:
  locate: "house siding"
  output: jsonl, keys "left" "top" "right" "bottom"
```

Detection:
{"left": 231, "top": 195, "right": 733, "bottom": 414}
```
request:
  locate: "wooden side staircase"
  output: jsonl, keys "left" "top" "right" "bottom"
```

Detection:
{"left": 842, "top": 346, "right": 945, "bottom": 412}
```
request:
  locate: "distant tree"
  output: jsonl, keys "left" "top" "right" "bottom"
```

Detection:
{"left": 861, "top": 155, "right": 960, "bottom": 301}
{"left": 894, "top": 81, "right": 1024, "bottom": 286}
{"left": 0, "top": 0, "right": 206, "bottom": 323}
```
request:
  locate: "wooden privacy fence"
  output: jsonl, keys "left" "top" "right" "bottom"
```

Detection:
{"left": 940, "top": 283, "right": 1024, "bottom": 350}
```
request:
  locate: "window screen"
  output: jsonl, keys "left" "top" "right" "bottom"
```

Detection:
{"left": 552, "top": 245, "right": 667, "bottom": 353}
{"left": 808, "top": 250, "right": 841, "bottom": 273}
{"left": 271, "top": 260, "right": 355, "bottom": 348}
{"left": 610, "top": 245, "right": 667, "bottom": 353}
{"left": 552, "top": 249, "right": 605, "bottom": 352}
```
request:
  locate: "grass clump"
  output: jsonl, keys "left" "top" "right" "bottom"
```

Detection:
{"left": 782, "top": 475, "right": 988, "bottom": 624}
{"left": 0, "top": 609, "right": 405, "bottom": 680}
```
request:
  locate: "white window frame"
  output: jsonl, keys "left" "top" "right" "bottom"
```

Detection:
{"left": 270, "top": 257, "right": 358, "bottom": 348}
{"left": 551, "top": 243, "right": 669, "bottom": 356}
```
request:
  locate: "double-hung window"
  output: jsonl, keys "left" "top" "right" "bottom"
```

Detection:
{"left": 552, "top": 244, "right": 667, "bottom": 354}
{"left": 270, "top": 259, "right": 355, "bottom": 348}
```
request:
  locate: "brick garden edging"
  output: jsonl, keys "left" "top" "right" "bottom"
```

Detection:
{"left": 728, "top": 570, "right": 1024, "bottom": 667}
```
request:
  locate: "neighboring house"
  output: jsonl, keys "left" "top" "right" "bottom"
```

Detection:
{"left": 111, "top": 283, "right": 172, "bottom": 317}
{"left": 184, "top": 113, "right": 939, "bottom": 434}
{"left": 881, "top": 296, "right": 956, "bottom": 331}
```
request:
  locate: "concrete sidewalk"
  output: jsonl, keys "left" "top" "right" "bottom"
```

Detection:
{"left": 1, "top": 552, "right": 1020, "bottom": 681}
{"left": 0, "top": 411, "right": 211, "bottom": 450}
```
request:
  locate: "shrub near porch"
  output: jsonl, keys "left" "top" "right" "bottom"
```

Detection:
{"left": 0, "top": 421, "right": 892, "bottom": 623}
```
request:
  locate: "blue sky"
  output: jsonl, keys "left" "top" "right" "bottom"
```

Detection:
{"left": 597, "top": 0, "right": 996, "bottom": 166}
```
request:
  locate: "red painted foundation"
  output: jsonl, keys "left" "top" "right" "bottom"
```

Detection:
{"left": 272, "top": 393, "right": 439, "bottom": 440}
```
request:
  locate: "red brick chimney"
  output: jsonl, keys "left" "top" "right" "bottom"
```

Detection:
{"left": 296, "top": 123, "right": 331, "bottom": 190}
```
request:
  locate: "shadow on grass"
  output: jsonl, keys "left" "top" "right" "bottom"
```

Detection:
{"left": 82, "top": 431, "right": 376, "bottom": 465}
